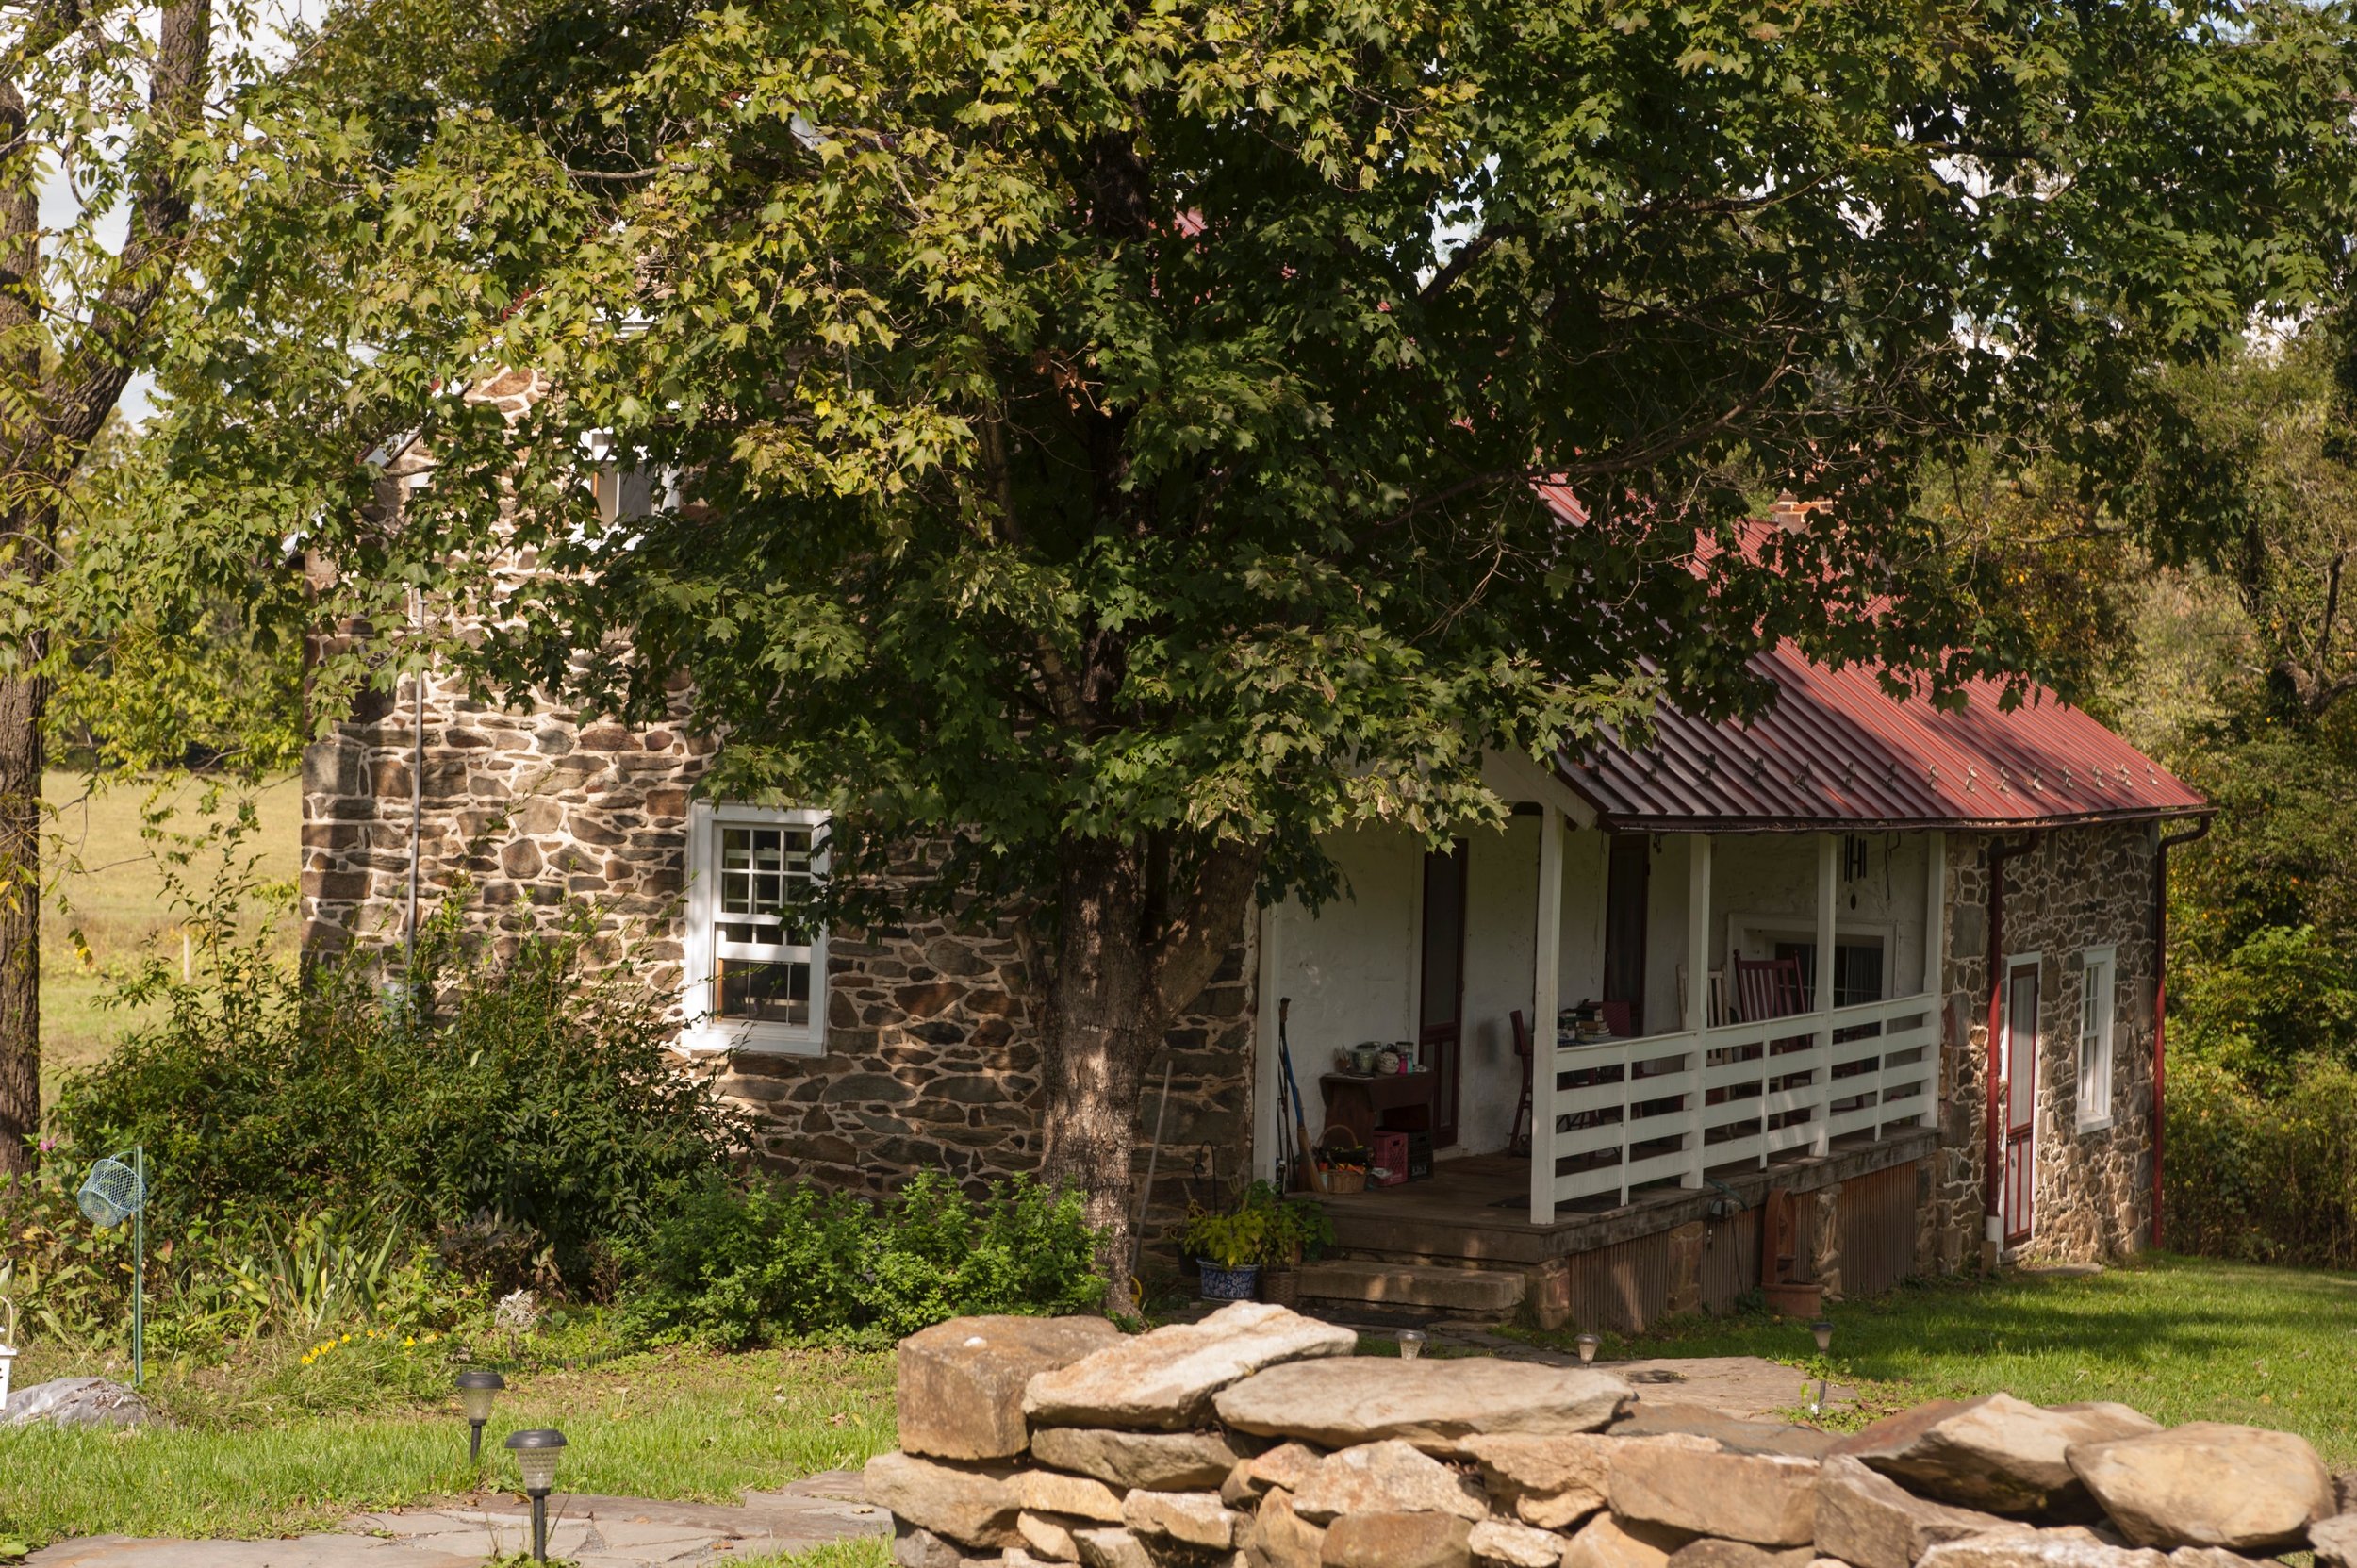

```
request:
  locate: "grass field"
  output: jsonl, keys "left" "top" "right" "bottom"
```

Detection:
{"left": 0, "top": 1340, "right": 897, "bottom": 1546}
{"left": 1525, "top": 1251, "right": 2357, "bottom": 1463}
{"left": 39, "top": 770, "right": 301, "bottom": 1114}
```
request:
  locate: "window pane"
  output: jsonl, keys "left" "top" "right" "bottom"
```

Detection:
{"left": 718, "top": 824, "right": 813, "bottom": 921}
{"left": 717, "top": 957, "right": 810, "bottom": 1026}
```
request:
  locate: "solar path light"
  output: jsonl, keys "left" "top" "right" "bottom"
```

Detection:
{"left": 1809, "top": 1319, "right": 1834, "bottom": 1413}
{"left": 1574, "top": 1332, "right": 1600, "bottom": 1367}
{"left": 505, "top": 1428, "right": 567, "bottom": 1562}
{"left": 456, "top": 1369, "right": 504, "bottom": 1462}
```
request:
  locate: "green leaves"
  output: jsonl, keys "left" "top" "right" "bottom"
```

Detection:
{"left": 147, "top": 0, "right": 2357, "bottom": 935}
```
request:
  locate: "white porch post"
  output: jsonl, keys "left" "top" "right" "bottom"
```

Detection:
{"left": 1531, "top": 805, "right": 1564, "bottom": 1226}
{"left": 1814, "top": 833, "right": 1838, "bottom": 1156}
{"left": 1683, "top": 834, "right": 1712, "bottom": 1187}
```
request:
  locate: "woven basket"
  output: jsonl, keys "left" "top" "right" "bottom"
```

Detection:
{"left": 1318, "top": 1124, "right": 1370, "bottom": 1194}
{"left": 1260, "top": 1268, "right": 1301, "bottom": 1307}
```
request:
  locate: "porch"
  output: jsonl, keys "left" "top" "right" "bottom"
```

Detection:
{"left": 1254, "top": 750, "right": 1950, "bottom": 1314}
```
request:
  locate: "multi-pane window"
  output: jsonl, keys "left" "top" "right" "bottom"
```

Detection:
{"left": 2077, "top": 947, "right": 2116, "bottom": 1131}
{"left": 682, "top": 805, "right": 828, "bottom": 1054}
{"left": 716, "top": 824, "right": 816, "bottom": 1026}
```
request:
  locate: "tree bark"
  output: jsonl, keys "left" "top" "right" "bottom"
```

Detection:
{"left": 1037, "top": 832, "right": 1265, "bottom": 1298}
{"left": 0, "top": 668, "right": 42, "bottom": 1173}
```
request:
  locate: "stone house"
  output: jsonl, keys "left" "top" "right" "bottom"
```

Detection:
{"left": 303, "top": 471, "right": 2209, "bottom": 1328}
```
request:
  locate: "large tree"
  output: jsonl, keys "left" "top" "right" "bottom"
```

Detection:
{"left": 164, "top": 0, "right": 2357, "bottom": 1259}
{"left": 0, "top": 0, "right": 230, "bottom": 1169}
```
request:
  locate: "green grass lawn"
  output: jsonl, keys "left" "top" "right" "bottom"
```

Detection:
{"left": 39, "top": 770, "right": 300, "bottom": 1115}
{"left": 1526, "top": 1251, "right": 2357, "bottom": 1463}
{"left": 0, "top": 1341, "right": 896, "bottom": 1547}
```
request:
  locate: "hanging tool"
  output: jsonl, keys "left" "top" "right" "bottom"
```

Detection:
{"left": 1279, "top": 998, "right": 1327, "bottom": 1194}
{"left": 1127, "top": 1054, "right": 1176, "bottom": 1310}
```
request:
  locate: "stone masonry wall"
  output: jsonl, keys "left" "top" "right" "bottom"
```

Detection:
{"left": 1925, "top": 823, "right": 2159, "bottom": 1272}
{"left": 869, "top": 1302, "right": 2346, "bottom": 1568}
{"left": 301, "top": 667, "right": 1257, "bottom": 1217}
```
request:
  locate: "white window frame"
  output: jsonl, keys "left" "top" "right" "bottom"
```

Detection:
{"left": 679, "top": 801, "right": 830, "bottom": 1057}
{"left": 1728, "top": 915, "right": 1898, "bottom": 1008}
{"left": 2076, "top": 945, "right": 2117, "bottom": 1132}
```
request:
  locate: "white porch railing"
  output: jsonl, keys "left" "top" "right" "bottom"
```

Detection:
{"left": 1541, "top": 990, "right": 1940, "bottom": 1210}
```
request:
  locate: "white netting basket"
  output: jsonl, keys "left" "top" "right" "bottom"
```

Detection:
{"left": 77, "top": 1155, "right": 144, "bottom": 1230}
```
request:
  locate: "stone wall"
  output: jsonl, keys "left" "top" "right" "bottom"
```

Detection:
{"left": 1924, "top": 823, "right": 2160, "bottom": 1272}
{"left": 300, "top": 658, "right": 1255, "bottom": 1217}
{"left": 867, "top": 1303, "right": 2348, "bottom": 1568}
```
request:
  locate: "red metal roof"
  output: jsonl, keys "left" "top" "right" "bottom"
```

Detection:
{"left": 1554, "top": 646, "right": 2208, "bottom": 832}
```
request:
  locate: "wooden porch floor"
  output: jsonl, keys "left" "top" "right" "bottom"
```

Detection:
{"left": 1313, "top": 1130, "right": 1935, "bottom": 1266}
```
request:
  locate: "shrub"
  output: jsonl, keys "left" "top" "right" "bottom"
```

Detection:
{"left": 618, "top": 1171, "right": 1106, "bottom": 1347}
{"left": 2165, "top": 1050, "right": 2357, "bottom": 1266}
{"left": 52, "top": 900, "right": 751, "bottom": 1289}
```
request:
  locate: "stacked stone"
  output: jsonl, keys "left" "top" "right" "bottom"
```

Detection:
{"left": 864, "top": 1304, "right": 2357, "bottom": 1568}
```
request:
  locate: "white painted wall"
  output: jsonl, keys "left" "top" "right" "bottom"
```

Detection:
{"left": 1558, "top": 827, "right": 1608, "bottom": 1014}
{"left": 1264, "top": 825, "right": 1423, "bottom": 1144}
{"left": 1459, "top": 815, "right": 1537, "bottom": 1154}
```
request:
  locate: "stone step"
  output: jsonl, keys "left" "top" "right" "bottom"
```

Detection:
{"left": 1295, "top": 1259, "right": 1526, "bottom": 1313}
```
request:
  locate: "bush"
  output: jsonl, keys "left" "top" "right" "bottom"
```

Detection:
{"left": 2169, "top": 924, "right": 2357, "bottom": 1091}
{"left": 618, "top": 1171, "right": 1106, "bottom": 1347}
{"left": 2165, "top": 1051, "right": 2357, "bottom": 1266}
{"left": 52, "top": 900, "right": 750, "bottom": 1290}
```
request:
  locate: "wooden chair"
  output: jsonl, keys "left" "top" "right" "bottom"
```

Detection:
{"left": 1733, "top": 952, "right": 1809, "bottom": 1022}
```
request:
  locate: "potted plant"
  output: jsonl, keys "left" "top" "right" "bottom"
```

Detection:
{"left": 1245, "top": 1181, "right": 1335, "bottom": 1307}
{"left": 1178, "top": 1202, "right": 1274, "bottom": 1301}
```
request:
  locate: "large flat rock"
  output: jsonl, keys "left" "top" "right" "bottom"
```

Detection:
{"left": 2, "top": 1378, "right": 153, "bottom": 1429}
{"left": 1918, "top": 1532, "right": 2167, "bottom": 1568}
{"left": 1290, "top": 1441, "right": 1489, "bottom": 1525}
{"left": 1832, "top": 1395, "right": 2159, "bottom": 1515}
{"left": 1561, "top": 1512, "right": 1695, "bottom": 1568}
{"left": 1323, "top": 1512, "right": 1474, "bottom": 1568}
{"left": 1216, "top": 1355, "right": 1631, "bottom": 1455}
{"left": 2066, "top": 1424, "right": 2332, "bottom": 1551}
{"left": 864, "top": 1452, "right": 1022, "bottom": 1548}
{"left": 1816, "top": 1454, "right": 2024, "bottom": 1568}
{"left": 1026, "top": 1302, "right": 1355, "bottom": 1431}
{"left": 900, "top": 1314, "right": 1123, "bottom": 1460}
{"left": 1031, "top": 1428, "right": 1245, "bottom": 1492}
{"left": 1462, "top": 1433, "right": 1717, "bottom": 1532}
{"left": 1608, "top": 1445, "right": 1820, "bottom": 1548}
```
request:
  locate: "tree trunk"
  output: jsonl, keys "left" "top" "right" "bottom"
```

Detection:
{"left": 1037, "top": 833, "right": 1266, "bottom": 1301}
{"left": 0, "top": 668, "right": 44, "bottom": 1175}
{"left": 1039, "top": 837, "right": 1162, "bottom": 1292}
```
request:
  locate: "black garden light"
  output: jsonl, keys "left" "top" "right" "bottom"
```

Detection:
{"left": 505, "top": 1427, "right": 567, "bottom": 1562}
{"left": 456, "top": 1369, "right": 504, "bottom": 1462}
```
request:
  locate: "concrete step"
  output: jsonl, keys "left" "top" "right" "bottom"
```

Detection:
{"left": 1296, "top": 1259, "right": 1526, "bottom": 1313}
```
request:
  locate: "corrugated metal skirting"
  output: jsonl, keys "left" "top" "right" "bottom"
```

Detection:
{"left": 1840, "top": 1161, "right": 1920, "bottom": 1298}
{"left": 1560, "top": 1233, "right": 1675, "bottom": 1334}
{"left": 1700, "top": 1210, "right": 1763, "bottom": 1315}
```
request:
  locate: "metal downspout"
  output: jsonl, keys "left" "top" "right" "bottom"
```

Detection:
{"left": 2151, "top": 817, "right": 2213, "bottom": 1250}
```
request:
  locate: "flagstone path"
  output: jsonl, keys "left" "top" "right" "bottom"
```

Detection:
{"left": 25, "top": 1470, "right": 887, "bottom": 1568}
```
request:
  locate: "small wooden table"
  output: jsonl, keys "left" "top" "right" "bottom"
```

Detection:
{"left": 1319, "top": 1070, "right": 1438, "bottom": 1147}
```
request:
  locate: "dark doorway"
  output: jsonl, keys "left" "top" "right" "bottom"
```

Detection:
{"left": 1419, "top": 842, "right": 1469, "bottom": 1147}
{"left": 1602, "top": 834, "right": 1651, "bottom": 1034}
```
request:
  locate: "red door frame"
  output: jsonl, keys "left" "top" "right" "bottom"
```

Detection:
{"left": 2002, "top": 958, "right": 2040, "bottom": 1246}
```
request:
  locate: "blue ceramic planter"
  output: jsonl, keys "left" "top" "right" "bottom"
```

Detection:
{"left": 1197, "top": 1262, "right": 1261, "bottom": 1301}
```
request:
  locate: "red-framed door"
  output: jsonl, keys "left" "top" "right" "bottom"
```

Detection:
{"left": 2003, "top": 958, "right": 2040, "bottom": 1246}
{"left": 1418, "top": 842, "right": 1469, "bottom": 1147}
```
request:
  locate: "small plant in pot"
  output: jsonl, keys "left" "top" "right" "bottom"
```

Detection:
{"left": 1178, "top": 1202, "right": 1274, "bottom": 1302}
{"left": 1246, "top": 1181, "right": 1336, "bottom": 1307}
